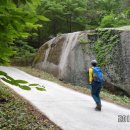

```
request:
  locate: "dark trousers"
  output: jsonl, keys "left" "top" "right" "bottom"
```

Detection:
{"left": 91, "top": 81, "right": 102, "bottom": 105}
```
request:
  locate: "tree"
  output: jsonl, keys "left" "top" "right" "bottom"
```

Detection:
{"left": 0, "top": 0, "right": 48, "bottom": 90}
{"left": 99, "top": 0, "right": 130, "bottom": 28}
{"left": 35, "top": 0, "right": 87, "bottom": 44}
{"left": 100, "top": 14, "right": 116, "bottom": 28}
{"left": 85, "top": 0, "right": 102, "bottom": 29}
{"left": 0, "top": 0, "right": 48, "bottom": 64}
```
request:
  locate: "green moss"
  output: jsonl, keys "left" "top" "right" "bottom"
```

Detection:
{"left": 87, "top": 32, "right": 97, "bottom": 36}
{"left": 47, "top": 37, "right": 65, "bottom": 65}
{"left": 33, "top": 44, "right": 48, "bottom": 65}
{"left": 79, "top": 32, "right": 97, "bottom": 44}
{"left": 79, "top": 38, "right": 90, "bottom": 44}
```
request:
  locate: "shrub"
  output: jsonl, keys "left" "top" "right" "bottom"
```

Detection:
{"left": 11, "top": 40, "right": 36, "bottom": 66}
{"left": 100, "top": 14, "right": 116, "bottom": 28}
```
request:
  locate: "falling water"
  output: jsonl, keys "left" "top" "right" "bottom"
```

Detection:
{"left": 41, "top": 38, "right": 54, "bottom": 69}
{"left": 59, "top": 32, "right": 80, "bottom": 78}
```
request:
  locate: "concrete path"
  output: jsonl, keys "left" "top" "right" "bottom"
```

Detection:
{"left": 0, "top": 66, "right": 130, "bottom": 130}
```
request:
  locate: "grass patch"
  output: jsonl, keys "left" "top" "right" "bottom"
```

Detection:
{"left": 0, "top": 81, "right": 60, "bottom": 130}
{"left": 17, "top": 66, "right": 130, "bottom": 109}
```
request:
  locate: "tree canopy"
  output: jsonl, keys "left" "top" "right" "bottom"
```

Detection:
{"left": 31, "top": 0, "right": 130, "bottom": 46}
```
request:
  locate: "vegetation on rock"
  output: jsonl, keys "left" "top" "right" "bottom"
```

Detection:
{"left": 93, "top": 29, "right": 120, "bottom": 67}
{"left": 33, "top": 43, "right": 49, "bottom": 65}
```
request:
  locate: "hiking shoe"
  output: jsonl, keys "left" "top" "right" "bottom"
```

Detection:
{"left": 95, "top": 104, "right": 101, "bottom": 111}
{"left": 95, "top": 107, "right": 101, "bottom": 111}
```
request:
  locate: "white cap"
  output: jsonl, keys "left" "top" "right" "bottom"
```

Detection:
{"left": 91, "top": 60, "right": 97, "bottom": 64}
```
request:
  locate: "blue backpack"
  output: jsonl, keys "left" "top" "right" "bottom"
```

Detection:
{"left": 93, "top": 67, "right": 105, "bottom": 83}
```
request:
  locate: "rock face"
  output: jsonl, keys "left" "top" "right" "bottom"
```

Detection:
{"left": 114, "top": 31, "right": 130, "bottom": 94}
{"left": 33, "top": 29, "right": 130, "bottom": 96}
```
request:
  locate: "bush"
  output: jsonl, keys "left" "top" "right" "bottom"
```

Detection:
{"left": 11, "top": 40, "right": 37, "bottom": 66}
{"left": 100, "top": 13, "right": 130, "bottom": 28}
{"left": 100, "top": 14, "right": 116, "bottom": 28}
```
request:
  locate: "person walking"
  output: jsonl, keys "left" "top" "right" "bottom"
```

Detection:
{"left": 88, "top": 60, "right": 104, "bottom": 111}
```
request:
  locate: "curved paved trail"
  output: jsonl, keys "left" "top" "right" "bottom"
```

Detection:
{"left": 0, "top": 66, "right": 130, "bottom": 130}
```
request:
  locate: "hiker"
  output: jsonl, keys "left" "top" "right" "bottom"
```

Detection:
{"left": 88, "top": 60, "right": 104, "bottom": 111}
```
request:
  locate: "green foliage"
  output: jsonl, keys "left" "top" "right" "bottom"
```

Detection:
{"left": 100, "top": 13, "right": 130, "bottom": 28}
{"left": 100, "top": 14, "right": 116, "bottom": 28}
{"left": 97, "top": 0, "right": 122, "bottom": 14}
{"left": 35, "top": 0, "right": 87, "bottom": 44}
{"left": 0, "top": 83, "right": 12, "bottom": 102}
{"left": 86, "top": 0, "right": 130, "bottom": 28}
{"left": 126, "top": 6, "right": 130, "bottom": 16}
{"left": 31, "top": 0, "right": 130, "bottom": 46}
{"left": 19, "top": 85, "right": 31, "bottom": 90}
{"left": 36, "top": 87, "right": 46, "bottom": 91}
{"left": 29, "top": 83, "right": 39, "bottom": 86}
{"left": 0, "top": 70, "right": 46, "bottom": 91}
{"left": 80, "top": 29, "right": 120, "bottom": 67}
{"left": 12, "top": 40, "right": 36, "bottom": 65}
{"left": 92, "top": 29, "right": 120, "bottom": 66}
{"left": 85, "top": 0, "right": 102, "bottom": 29}
{"left": 115, "top": 19, "right": 130, "bottom": 27}
{"left": 79, "top": 39, "right": 90, "bottom": 44}
{"left": 0, "top": 0, "right": 48, "bottom": 65}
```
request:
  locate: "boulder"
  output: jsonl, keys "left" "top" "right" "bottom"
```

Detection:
{"left": 33, "top": 29, "right": 130, "bottom": 96}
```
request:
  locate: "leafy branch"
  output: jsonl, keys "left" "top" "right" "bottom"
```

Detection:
{"left": 0, "top": 71, "right": 45, "bottom": 91}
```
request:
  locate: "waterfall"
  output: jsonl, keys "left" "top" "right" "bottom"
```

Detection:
{"left": 59, "top": 32, "right": 80, "bottom": 78}
{"left": 41, "top": 38, "right": 54, "bottom": 68}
